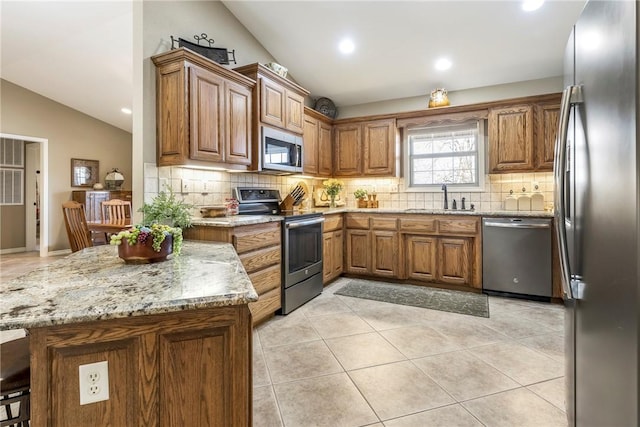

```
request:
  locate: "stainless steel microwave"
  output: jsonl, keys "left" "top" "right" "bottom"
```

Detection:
{"left": 260, "top": 126, "right": 303, "bottom": 174}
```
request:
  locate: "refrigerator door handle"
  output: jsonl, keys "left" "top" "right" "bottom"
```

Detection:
{"left": 554, "top": 85, "right": 575, "bottom": 299}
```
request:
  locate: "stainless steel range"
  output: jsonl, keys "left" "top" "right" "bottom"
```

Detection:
{"left": 234, "top": 188, "right": 324, "bottom": 314}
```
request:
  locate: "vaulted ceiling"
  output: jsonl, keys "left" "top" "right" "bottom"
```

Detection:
{"left": 1, "top": 1, "right": 586, "bottom": 133}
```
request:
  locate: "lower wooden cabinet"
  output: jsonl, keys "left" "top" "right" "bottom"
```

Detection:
{"left": 184, "top": 222, "right": 281, "bottom": 324}
{"left": 344, "top": 213, "right": 481, "bottom": 290}
{"left": 400, "top": 216, "right": 481, "bottom": 289}
{"left": 345, "top": 215, "right": 400, "bottom": 278}
{"left": 371, "top": 230, "right": 398, "bottom": 277}
{"left": 346, "top": 229, "right": 370, "bottom": 275}
{"left": 29, "top": 305, "right": 251, "bottom": 426}
{"left": 404, "top": 235, "right": 437, "bottom": 281}
{"left": 438, "top": 237, "right": 473, "bottom": 286}
{"left": 322, "top": 230, "right": 343, "bottom": 284}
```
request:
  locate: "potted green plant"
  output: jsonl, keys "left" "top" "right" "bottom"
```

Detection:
{"left": 354, "top": 188, "right": 368, "bottom": 208}
{"left": 322, "top": 179, "right": 344, "bottom": 208}
{"left": 110, "top": 189, "right": 194, "bottom": 263}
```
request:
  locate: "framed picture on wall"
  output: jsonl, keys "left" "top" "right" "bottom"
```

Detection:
{"left": 71, "top": 158, "right": 99, "bottom": 187}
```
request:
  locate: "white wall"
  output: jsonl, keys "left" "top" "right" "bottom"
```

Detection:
{"left": 338, "top": 76, "right": 563, "bottom": 118}
{"left": 0, "top": 80, "right": 133, "bottom": 251}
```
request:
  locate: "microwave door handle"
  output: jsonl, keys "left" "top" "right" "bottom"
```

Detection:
{"left": 288, "top": 144, "right": 296, "bottom": 167}
{"left": 295, "top": 145, "right": 302, "bottom": 167}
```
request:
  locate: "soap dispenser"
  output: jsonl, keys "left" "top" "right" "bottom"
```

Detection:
{"left": 504, "top": 190, "right": 518, "bottom": 211}
{"left": 517, "top": 187, "right": 531, "bottom": 211}
{"left": 531, "top": 184, "right": 545, "bottom": 211}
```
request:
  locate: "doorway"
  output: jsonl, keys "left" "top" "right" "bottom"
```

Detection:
{"left": 0, "top": 133, "right": 48, "bottom": 257}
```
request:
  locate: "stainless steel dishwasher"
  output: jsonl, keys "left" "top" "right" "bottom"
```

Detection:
{"left": 482, "top": 217, "right": 552, "bottom": 299}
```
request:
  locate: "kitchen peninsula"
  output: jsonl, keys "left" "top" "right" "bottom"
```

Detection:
{"left": 0, "top": 242, "right": 257, "bottom": 426}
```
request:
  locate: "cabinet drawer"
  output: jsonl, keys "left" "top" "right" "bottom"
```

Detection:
{"left": 438, "top": 218, "right": 479, "bottom": 235}
{"left": 249, "top": 286, "right": 281, "bottom": 324}
{"left": 400, "top": 217, "right": 437, "bottom": 233}
{"left": 240, "top": 246, "right": 281, "bottom": 273}
{"left": 233, "top": 224, "right": 281, "bottom": 253}
{"left": 371, "top": 216, "right": 398, "bottom": 231}
{"left": 324, "top": 214, "right": 343, "bottom": 232}
{"left": 345, "top": 214, "right": 370, "bottom": 230}
{"left": 249, "top": 264, "right": 281, "bottom": 295}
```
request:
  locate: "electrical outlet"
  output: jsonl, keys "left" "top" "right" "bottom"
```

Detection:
{"left": 79, "top": 361, "right": 109, "bottom": 405}
{"left": 390, "top": 183, "right": 399, "bottom": 193}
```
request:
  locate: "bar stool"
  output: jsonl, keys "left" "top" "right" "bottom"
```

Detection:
{"left": 0, "top": 337, "right": 30, "bottom": 426}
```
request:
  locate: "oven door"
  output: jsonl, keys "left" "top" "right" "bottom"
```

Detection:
{"left": 283, "top": 217, "right": 324, "bottom": 287}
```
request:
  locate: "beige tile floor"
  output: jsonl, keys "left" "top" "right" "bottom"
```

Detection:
{"left": 1, "top": 253, "right": 567, "bottom": 426}
{"left": 254, "top": 277, "right": 567, "bottom": 427}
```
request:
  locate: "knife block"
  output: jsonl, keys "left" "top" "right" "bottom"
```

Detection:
{"left": 279, "top": 194, "right": 295, "bottom": 211}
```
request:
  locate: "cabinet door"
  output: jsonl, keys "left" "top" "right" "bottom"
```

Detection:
{"left": 404, "top": 235, "right": 437, "bottom": 282}
{"left": 318, "top": 121, "right": 333, "bottom": 176}
{"left": 334, "top": 124, "right": 362, "bottom": 176}
{"left": 260, "top": 77, "right": 286, "bottom": 129}
{"left": 363, "top": 119, "right": 395, "bottom": 176}
{"left": 437, "top": 237, "right": 472, "bottom": 286}
{"left": 189, "top": 66, "right": 225, "bottom": 162}
{"left": 346, "top": 229, "right": 370, "bottom": 274}
{"left": 488, "top": 105, "right": 534, "bottom": 172}
{"left": 372, "top": 230, "right": 398, "bottom": 277}
{"left": 285, "top": 90, "right": 305, "bottom": 134}
{"left": 535, "top": 102, "right": 560, "bottom": 171}
{"left": 332, "top": 230, "right": 343, "bottom": 277}
{"left": 86, "top": 191, "right": 109, "bottom": 222}
{"left": 303, "top": 116, "right": 319, "bottom": 175}
{"left": 323, "top": 232, "right": 333, "bottom": 283}
{"left": 156, "top": 62, "right": 188, "bottom": 165}
{"left": 225, "top": 80, "right": 252, "bottom": 165}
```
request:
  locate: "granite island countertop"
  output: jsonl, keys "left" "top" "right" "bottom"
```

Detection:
{"left": 0, "top": 241, "right": 258, "bottom": 330}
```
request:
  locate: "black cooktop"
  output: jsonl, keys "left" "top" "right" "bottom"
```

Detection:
{"left": 234, "top": 187, "right": 321, "bottom": 221}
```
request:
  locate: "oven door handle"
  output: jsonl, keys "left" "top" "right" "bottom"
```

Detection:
{"left": 285, "top": 217, "right": 325, "bottom": 229}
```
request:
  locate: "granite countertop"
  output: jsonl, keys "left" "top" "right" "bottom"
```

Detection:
{"left": 188, "top": 208, "right": 553, "bottom": 228}
{"left": 0, "top": 241, "right": 258, "bottom": 330}
{"left": 191, "top": 215, "right": 284, "bottom": 227}
{"left": 317, "top": 207, "right": 554, "bottom": 218}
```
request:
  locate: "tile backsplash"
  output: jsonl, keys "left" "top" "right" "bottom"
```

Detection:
{"left": 143, "top": 163, "right": 554, "bottom": 214}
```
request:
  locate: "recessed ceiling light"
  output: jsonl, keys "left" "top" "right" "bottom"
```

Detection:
{"left": 121, "top": 107, "right": 132, "bottom": 115}
{"left": 522, "top": 0, "right": 544, "bottom": 12}
{"left": 435, "top": 58, "right": 452, "bottom": 71}
{"left": 338, "top": 38, "right": 355, "bottom": 55}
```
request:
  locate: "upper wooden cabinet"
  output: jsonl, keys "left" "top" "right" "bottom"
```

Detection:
{"left": 303, "top": 108, "right": 333, "bottom": 177}
{"left": 535, "top": 102, "right": 561, "bottom": 171}
{"left": 151, "top": 48, "right": 254, "bottom": 169}
{"left": 334, "top": 123, "right": 362, "bottom": 176}
{"left": 488, "top": 104, "right": 534, "bottom": 172}
{"left": 334, "top": 118, "right": 396, "bottom": 177}
{"left": 488, "top": 94, "right": 561, "bottom": 173}
{"left": 234, "top": 63, "right": 309, "bottom": 136}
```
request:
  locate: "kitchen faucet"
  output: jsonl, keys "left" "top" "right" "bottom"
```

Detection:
{"left": 441, "top": 184, "right": 448, "bottom": 209}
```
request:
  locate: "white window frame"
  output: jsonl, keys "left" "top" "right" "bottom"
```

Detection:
{"left": 403, "top": 120, "right": 486, "bottom": 192}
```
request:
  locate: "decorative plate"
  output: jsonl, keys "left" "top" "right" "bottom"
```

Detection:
{"left": 314, "top": 97, "right": 337, "bottom": 119}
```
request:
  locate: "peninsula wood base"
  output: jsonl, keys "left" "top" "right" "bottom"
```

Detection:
{"left": 29, "top": 305, "right": 252, "bottom": 427}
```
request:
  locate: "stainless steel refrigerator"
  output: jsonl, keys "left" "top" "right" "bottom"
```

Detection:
{"left": 554, "top": 1, "right": 639, "bottom": 426}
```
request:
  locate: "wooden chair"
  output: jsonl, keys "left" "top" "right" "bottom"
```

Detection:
{"left": 0, "top": 337, "right": 30, "bottom": 426}
{"left": 101, "top": 199, "right": 132, "bottom": 222}
{"left": 62, "top": 201, "right": 93, "bottom": 252}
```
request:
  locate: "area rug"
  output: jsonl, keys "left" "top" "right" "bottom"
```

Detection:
{"left": 335, "top": 279, "right": 490, "bottom": 318}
